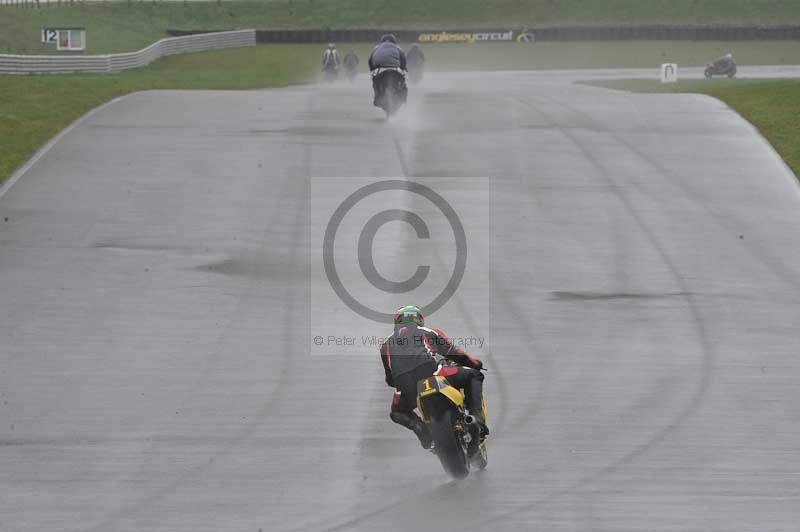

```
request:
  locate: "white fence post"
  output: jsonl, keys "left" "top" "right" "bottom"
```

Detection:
{"left": 660, "top": 63, "right": 678, "bottom": 83}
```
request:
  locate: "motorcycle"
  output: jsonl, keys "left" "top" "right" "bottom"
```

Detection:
{"left": 704, "top": 53, "right": 737, "bottom": 79}
{"left": 408, "top": 64, "right": 424, "bottom": 85}
{"left": 344, "top": 65, "right": 358, "bottom": 83}
{"left": 406, "top": 45, "right": 425, "bottom": 85}
{"left": 322, "top": 64, "right": 339, "bottom": 83}
{"left": 416, "top": 368, "right": 488, "bottom": 479}
{"left": 372, "top": 67, "right": 408, "bottom": 117}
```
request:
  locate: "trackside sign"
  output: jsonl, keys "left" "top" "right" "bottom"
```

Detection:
{"left": 417, "top": 30, "right": 514, "bottom": 43}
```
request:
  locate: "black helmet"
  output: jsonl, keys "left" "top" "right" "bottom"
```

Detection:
{"left": 381, "top": 34, "right": 398, "bottom": 44}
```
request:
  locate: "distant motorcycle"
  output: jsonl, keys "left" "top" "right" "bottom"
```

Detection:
{"left": 705, "top": 53, "right": 737, "bottom": 79}
{"left": 416, "top": 366, "right": 488, "bottom": 479}
{"left": 408, "top": 63, "right": 424, "bottom": 85}
{"left": 344, "top": 65, "right": 358, "bottom": 83}
{"left": 343, "top": 51, "right": 360, "bottom": 83}
{"left": 372, "top": 67, "right": 408, "bottom": 117}
{"left": 322, "top": 64, "right": 339, "bottom": 83}
{"left": 406, "top": 45, "right": 425, "bottom": 85}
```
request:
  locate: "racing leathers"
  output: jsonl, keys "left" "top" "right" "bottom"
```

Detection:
{"left": 368, "top": 42, "right": 407, "bottom": 106}
{"left": 407, "top": 45, "right": 425, "bottom": 71}
{"left": 343, "top": 51, "right": 359, "bottom": 70}
{"left": 368, "top": 41, "right": 407, "bottom": 71}
{"left": 322, "top": 48, "right": 340, "bottom": 70}
{"left": 380, "top": 323, "right": 486, "bottom": 448}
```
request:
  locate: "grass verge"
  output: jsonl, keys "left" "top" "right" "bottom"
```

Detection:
{"left": 3, "top": 0, "right": 800, "bottom": 54}
{"left": 585, "top": 78, "right": 800, "bottom": 177}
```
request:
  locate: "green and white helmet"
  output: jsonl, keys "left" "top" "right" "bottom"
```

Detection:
{"left": 394, "top": 305, "right": 424, "bottom": 326}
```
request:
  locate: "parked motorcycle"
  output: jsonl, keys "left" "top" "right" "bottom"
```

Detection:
{"left": 372, "top": 67, "right": 408, "bottom": 117}
{"left": 705, "top": 53, "right": 737, "bottom": 79}
{"left": 416, "top": 368, "right": 488, "bottom": 479}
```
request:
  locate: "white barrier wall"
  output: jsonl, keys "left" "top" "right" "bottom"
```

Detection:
{"left": 0, "top": 30, "right": 256, "bottom": 74}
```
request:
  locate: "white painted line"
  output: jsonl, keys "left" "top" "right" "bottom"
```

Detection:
{"left": 0, "top": 94, "right": 131, "bottom": 201}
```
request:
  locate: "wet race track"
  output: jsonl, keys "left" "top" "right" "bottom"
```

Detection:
{"left": 1, "top": 70, "right": 800, "bottom": 531}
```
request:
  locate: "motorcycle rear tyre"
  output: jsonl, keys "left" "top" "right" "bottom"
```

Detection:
{"left": 430, "top": 409, "right": 469, "bottom": 479}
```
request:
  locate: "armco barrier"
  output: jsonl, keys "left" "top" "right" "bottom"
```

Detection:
{"left": 0, "top": 29, "right": 255, "bottom": 74}
{"left": 244, "top": 25, "right": 800, "bottom": 44}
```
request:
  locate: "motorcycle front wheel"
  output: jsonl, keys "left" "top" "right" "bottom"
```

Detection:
{"left": 430, "top": 409, "right": 469, "bottom": 479}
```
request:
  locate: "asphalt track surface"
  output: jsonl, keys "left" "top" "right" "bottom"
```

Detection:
{"left": 1, "top": 70, "right": 800, "bottom": 532}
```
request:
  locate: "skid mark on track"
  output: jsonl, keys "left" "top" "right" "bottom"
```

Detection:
{"left": 550, "top": 290, "right": 694, "bottom": 301}
{"left": 90, "top": 241, "right": 195, "bottom": 253}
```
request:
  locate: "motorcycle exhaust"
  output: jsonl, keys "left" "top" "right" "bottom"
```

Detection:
{"left": 462, "top": 414, "right": 479, "bottom": 445}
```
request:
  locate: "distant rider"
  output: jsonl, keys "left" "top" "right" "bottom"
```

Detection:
{"left": 322, "top": 43, "right": 341, "bottom": 71}
{"left": 343, "top": 50, "right": 360, "bottom": 71}
{"left": 368, "top": 34, "right": 407, "bottom": 105}
{"left": 407, "top": 44, "right": 425, "bottom": 71}
{"left": 380, "top": 305, "right": 488, "bottom": 449}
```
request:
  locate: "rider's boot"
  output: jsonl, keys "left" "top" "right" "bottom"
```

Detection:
{"left": 411, "top": 419, "right": 433, "bottom": 450}
{"left": 467, "top": 376, "right": 490, "bottom": 439}
{"left": 391, "top": 411, "right": 432, "bottom": 449}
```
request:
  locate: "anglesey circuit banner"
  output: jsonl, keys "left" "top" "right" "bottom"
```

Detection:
{"left": 252, "top": 28, "right": 538, "bottom": 44}
{"left": 416, "top": 30, "right": 517, "bottom": 43}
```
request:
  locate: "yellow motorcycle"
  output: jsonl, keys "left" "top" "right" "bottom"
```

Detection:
{"left": 416, "top": 370, "right": 488, "bottom": 478}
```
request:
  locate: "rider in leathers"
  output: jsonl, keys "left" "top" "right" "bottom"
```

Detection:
{"left": 368, "top": 34, "right": 407, "bottom": 106}
{"left": 322, "top": 43, "right": 341, "bottom": 71}
{"left": 380, "top": 305, "right": 487, "bottom": 449}
{"left": 407, "top": 44, "right": 425, "bottom": 72}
